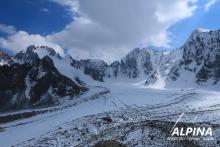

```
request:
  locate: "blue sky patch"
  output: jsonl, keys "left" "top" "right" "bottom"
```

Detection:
{"left": 0, "top": 0, "right": 72, "bottom": 35}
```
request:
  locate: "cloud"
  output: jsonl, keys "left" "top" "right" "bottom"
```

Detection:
{"left": 51, "top": 0, "right": 79, "bottom": 14}
{"left": 41, "top": 8, "right": 49, "bottom": 12}
{"left": 0, "top": 31, "right": 64, "bottom": 56}
{"left": 0, "top": 0, "right": 198, "bottom": 63}
{"left": 204, "top": 0, "right": 217, "bottom": 12}
{"left": 49, "top": 0, "right": 198, "bottom": 62}
{"left": 0, "top": 23, "right": 17, "bottom": 35}
{"left": 155, "top": 0, "right": 197, "bottom": 23}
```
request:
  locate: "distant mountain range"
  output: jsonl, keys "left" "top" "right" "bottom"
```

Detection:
{"left": 0, "top": 28, "right": 220, "bottom": 111}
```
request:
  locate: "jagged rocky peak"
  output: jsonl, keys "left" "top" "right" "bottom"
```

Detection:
{"left": 184, "top": 29, "right": 220, "bottom": 65}
{"left": 15, "top": 45, "right": 39, "bottom": 64}
{"left": 168, "top": 28, "right": 220, "bottom": 86}
{"left": 183, "top": 29, "right": 220, "bottom": 63}
{"left": 33, "top": 45, "right": 62, "bottom": 59}
{"left": 14, "top": 45, "right": 62, "bottom": 64}
{"left": 79, "top": 59, "right": 108, "bottom": 82}
{"left": 120, "top": 48, "right": 155, "bottom": 78}
{"left": 122, "top": 48, "right": 155, "bottom": 59}
{"left": 190, "top": 28, "right": 210, "bottom": 36}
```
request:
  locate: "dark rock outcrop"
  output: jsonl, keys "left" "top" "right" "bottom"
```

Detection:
{"left": 0, "top": 49, "right": 87, "bottom": 111}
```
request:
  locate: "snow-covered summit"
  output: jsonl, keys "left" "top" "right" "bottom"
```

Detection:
{"left": 32, "top": 45, "right": 62, "bottom": 59}
{"left": 14, "top": 45, "right": 62, "bottom": 64}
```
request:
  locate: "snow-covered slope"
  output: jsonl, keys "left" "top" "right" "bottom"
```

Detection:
{"left": 1, "top": 81, "right": 220, "bottom": 147}
{"left": 15, "top": 45, "right": 98, "bottom": 86}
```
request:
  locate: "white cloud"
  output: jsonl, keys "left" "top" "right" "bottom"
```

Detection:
{"left": 41, "top": 8, "right": 49, "bottom": 12}
{"left": 150, "top": 31, "right": 171, "bottom": 48}
{"left": 0, "top": 24, "right": 17, "bottom": 35}
{"left": 155, "top": 0, "right": 197, "bottom": 23}
{"left": 0, "top": 0, "right": 198, "bottom": 63}
{"left": 0, "top": 31, "right": 64, "bottom": 56}
{"left": 49, "top": 0, "right": 198, "bottom": 62}
{"left": 205, "top": 0, "right": 217, "bottom": 12}
{"left": 51, "top": 0, "right": 79, "bottom": 14}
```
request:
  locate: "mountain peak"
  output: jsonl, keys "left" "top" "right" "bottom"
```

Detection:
{"left": 27, "top": 45, "right": 61, "bottom": 59}
{"left": 15, "top": 45, "right": 62, "bottom": 64}
{"left": 189, "top": 28, "right": 210, "bottom": 39}
{"left": 195, "top": 28, "right": 210, "bottom": 33}
{"left": 184, "top": 28, "right": 220, "bottom": 46}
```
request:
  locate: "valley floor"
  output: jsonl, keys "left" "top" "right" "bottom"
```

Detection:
{"left": 0, "top": 81, "right": 220, "bottom": 146}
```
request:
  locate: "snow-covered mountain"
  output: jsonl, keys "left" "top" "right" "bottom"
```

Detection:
{"left": 167, "top": 29, "right": 220, "bottom": 89}
{"left": 0, "top": 29, "right": 219, "bottom": 111}
{"left": 0, "top": 46, "right": 87, "bottom": 111}
{"left": 72, "top": 59, "right": 108, "bottom": 82}
{"left": 103, "top": 29, "right": 220, "bottom": 90}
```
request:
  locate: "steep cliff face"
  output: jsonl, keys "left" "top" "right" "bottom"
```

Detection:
{"left": 0, "top": 63, "right": 31, "bottom": 110}
{"left": 168, "top": 29, "right": 220, "bottom": 88}
{"left": 119, "top": 48, "right": 154, "bottom": 78}
{"left": 0, "top": 47, "right": 87, "bottom": 111}
{"left": 28, "top": 56, "right": 86, "bottom": 106}
{"left": 76, "top": 59, "right": 108, "bottom": 82}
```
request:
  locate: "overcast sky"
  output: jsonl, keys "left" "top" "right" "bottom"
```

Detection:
{"left": 0, "top": 0, "right": 220, "bottom": 63}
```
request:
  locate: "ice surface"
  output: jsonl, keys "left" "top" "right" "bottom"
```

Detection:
{"left": 1, "top": 81, "right": 220, "bottom": 146}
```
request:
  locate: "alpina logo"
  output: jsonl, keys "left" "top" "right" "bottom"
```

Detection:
{"left": 167, "top": 113, "right": 213, "bottom": 141}
{"left": 171, "top": 127, "right": 212, "bottom": 136}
